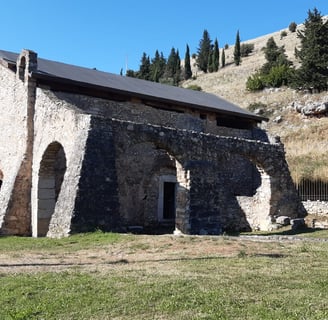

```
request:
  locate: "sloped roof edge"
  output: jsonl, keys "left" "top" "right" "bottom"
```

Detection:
{"left": 0, "top": 49, "right": 267, "bottom": 122}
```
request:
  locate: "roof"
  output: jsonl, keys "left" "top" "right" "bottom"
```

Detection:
{"left": 0, "top": 49, "right": 266, "bottom": 122}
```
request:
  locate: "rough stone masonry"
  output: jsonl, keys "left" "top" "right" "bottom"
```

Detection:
{"left": 0, "top": 49, "right": 306, "bottom": 237}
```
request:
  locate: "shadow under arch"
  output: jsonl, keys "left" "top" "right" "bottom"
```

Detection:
{"left": 37, "top": 141, "right": 66, "bottom": 237}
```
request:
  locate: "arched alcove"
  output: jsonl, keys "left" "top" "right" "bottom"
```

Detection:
{"left": 18, "top": 56, "right": 26, "bottom": 81}
{"left": 37, "top": 142, "right": 66, "bottom": 237}
{"left": 117, "top": 142, "right": 188, "bottom": 234}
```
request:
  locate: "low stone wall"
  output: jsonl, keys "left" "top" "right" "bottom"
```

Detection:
{"left": 302, "top": 201, "right": 328, "bottom": 216}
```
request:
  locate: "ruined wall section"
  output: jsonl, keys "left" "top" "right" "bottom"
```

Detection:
{"left": 31, "top": 89, "right": 91, "bottom": 237}
{"left": 0, "top": 65, "right": 29, "bottom": 233}
{"left": 52, "top": 91, "right": 260, "bottom": 140}
{"left": 109, "top": 119, "right": 305, "bottom": 234}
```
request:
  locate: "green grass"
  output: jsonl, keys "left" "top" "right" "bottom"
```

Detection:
{"left": 0, "top": 232, "right": 328, "bottom": 319}
{"left": 0, "top": 230, "right": 124, "bottom": 252}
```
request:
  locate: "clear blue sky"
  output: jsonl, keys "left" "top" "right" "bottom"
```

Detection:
{"left": 1, "top": 0, "right": 327, "bottom": 75}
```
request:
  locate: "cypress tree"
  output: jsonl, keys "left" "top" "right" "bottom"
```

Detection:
{"left": 234, "top": 30, "right": 241, "bottom": 66}
{"left": 184, "top": 44, "right": 192, "bottom": 80}
{"left": 207, "top": 50, "right": 213, "bottom": 73}
{"left": 221, "top": 48, "right": 226, "bottom": 68}
{"left": 166, "top": 47, "right": 178, "bottom": 78}
{"left": 174, "top": 49, "right": 181, "bottom": 85}
{"left": 294, "top": 8, "right": 328, "bottom": 91}
{"left": 196, "top": 29, "right": 212, "bottom": 72}
{"left": 212, "top": 38, "right": 220, "bottom": 71}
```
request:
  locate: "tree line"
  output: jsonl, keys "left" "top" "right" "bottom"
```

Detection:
{"left": 127, "top": 7, "right": 328, "bottom": 93}
{"left": 246, "top": 8, "right": 328, "bottom": 92}
{"left": 125, "top": 29, "right": 237, "bottom": 86}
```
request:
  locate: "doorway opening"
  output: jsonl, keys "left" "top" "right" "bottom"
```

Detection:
{"left": 37, "top": 142, "right": 66, "bottom": 237}
{"left": 158, "top": 176, "right": 177, "bottom": 223}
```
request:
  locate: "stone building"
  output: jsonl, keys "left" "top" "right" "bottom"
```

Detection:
{"left": 0, "top": 49, "right": 305, "bottom": 237}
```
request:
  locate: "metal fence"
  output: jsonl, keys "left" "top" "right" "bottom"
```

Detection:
{"left": 295, "top": 179, "right": 328, "bottom": 201}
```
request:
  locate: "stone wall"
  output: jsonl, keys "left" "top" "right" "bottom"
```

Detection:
{"left": 31, "top": 89, "right": 91, "bottom": 237}
{"left": 0, "top": 61, "right": 30, "bottom": 234}
{"left": 302, "top": 201, "right": 328, "bottom": 216}
{"left": 52, "top": 91, "right": 260, "bottom": 140}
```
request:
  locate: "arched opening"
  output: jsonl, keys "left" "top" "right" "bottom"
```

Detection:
{"left": 117, "top": 142, "right": 188, "bottom": 234}
{"left": 225, "top": 154, "right": 272, "bottom": 230}
{"left": 18, "top": 56, "right": 26, "bottom": 81}
{"left": 37, "top": 142, "right": 66, "bottom": 237}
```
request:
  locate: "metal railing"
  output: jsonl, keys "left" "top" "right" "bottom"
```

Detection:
{"left": 295, "top": 179, "right": 328, "bottom": 201}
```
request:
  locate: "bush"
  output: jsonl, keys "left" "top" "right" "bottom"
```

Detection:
{"left": 264, "top": 65, "right": 292, "bottom": 87}
{"left": 289, "top": 22, "right": 297, "bottom": 32}
{"left": 224, "top": 44, "right": 229, "bottom": 50}
{"left": 280, "top": 30, "right": 288, "bottom": 39}
{"left": 186, "top": 84, "right": 202, "bottom": 91}
{"left": 246, "top": 72, "right": 264, "bottom": 91}
{"left": 240, "top": 43, "right": 255, "bottom": 57}
{"left": 247, "top": 102, "right": 267, "bottom": 112}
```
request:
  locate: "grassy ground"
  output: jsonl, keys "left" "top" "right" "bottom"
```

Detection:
{"left": 1, "top": 231, "right": 328, "bottom": 319}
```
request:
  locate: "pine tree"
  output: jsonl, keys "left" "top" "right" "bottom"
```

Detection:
{"left": 261, "top": 37, "right": 291, "bottom": 74}
{"left": 294, "top": 8, "right": 328, "bottom": 91}
{"left": 212, "top": 38, "right": 220, "bottom": 71}
{"left": 221, "top": 48, "right": 226, "bottom": 68}
{"left": 150, "top": 50, "right": 166, "bottom": 82}
{"left": 138, "top": 52, "right": 151, "bottom": 80}
{"left": 196, "top": 29, "right": 212, "bottom": 72}
{"left": 234, "top": 30, "right": 241, "bottom": 66}
{"left": 184, "top": 44, "right": 192, "bottom": 80}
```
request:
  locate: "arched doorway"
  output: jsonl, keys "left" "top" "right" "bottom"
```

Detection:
{"left": 37, "top": 142, "right": 66, "bottom": 236}
{"left": 228, "top": 154, "right": 272, "bottom": 230}
{"left": 117, "top": 142, "right": 188, "bottom": 234}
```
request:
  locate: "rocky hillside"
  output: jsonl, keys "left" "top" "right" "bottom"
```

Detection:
{"left": 182, "top": 20, "right": 328, "bottom": 183}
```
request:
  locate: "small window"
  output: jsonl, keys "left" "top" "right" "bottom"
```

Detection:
{"left": 200, "top": 114, "right": 207, "bottom": 120}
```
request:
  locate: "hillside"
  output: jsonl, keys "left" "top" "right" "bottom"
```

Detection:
{"left": 182, "top": 21, "right": 328, "bottom": 183}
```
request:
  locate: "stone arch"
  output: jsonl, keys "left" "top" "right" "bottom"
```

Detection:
{"left": 37, "top": 142, "right": 66, "bottom": 237}
{"left": 231, "top": 155, "right": 272, "bottom": 230}
{"left": 116, "top": 141, "right": 189, "bottom": 234}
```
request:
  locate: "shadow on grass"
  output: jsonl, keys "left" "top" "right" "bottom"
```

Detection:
{"left": 227, "top": 227, "right": 325, "bottom": 238}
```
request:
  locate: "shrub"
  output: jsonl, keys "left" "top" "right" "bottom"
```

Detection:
{"left": 247, "top": 102, "right": 267, "bottom": 112}
{"left": 289, "top": 22, "right": 297, "bottom": 32}
{"left": 264, "top": 65, "right": 292, "bottom": 87}
{"left": 187, "top": 84, "right": 202, "bottom": 91}
{"left": 280, "top": 30, "right": 288, "bottom": 39}
{"left": 240, "top": 43, "right": 255, "bottom": 57}
{"left": 224, "top": 44, "right": 229, "bottom": 50}
{"left": 246, "top": 72, "right": 264, "bottom": 91}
